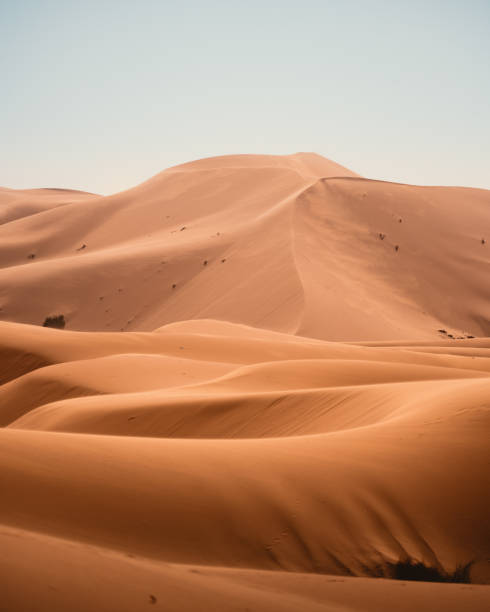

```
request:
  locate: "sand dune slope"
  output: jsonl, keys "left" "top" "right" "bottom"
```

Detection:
{"left": 1, "top": 154, "right": 489, "bottom": 611}
{"left": 0, "top": 153, "right": 488, "bottom": 340}
{"left": 0, "top": 319, "right": 489, "bottom": 611}
{"left": 2, "top": 526, "right": 488, "bottom": 612}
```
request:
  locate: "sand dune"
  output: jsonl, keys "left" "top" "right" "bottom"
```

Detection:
{"left": 3, "top": 526, "right": 488, "bottom": 612}
{"left": 1, "top": 153, "right": 489, "bottom": 339}
{"left": 1, "top": 154, "right": 489, "bottom": 611}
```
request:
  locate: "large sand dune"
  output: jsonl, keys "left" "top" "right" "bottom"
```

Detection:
{"left": 1, "top": 153, "right": 489, "bottom": 339}
{"left": 1, "top": 154, "right": 489, "bottom": 611}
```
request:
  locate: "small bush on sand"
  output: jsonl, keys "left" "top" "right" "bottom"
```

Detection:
{"left": 43, "top": 314, "right": 66, "bottom": 329}
{"left": 377, "top": 560, "right": 472, "bottom": 583}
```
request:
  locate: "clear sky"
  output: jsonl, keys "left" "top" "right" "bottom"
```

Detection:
{"left": 2, "top": 0, "right": 489, "bottom": 194}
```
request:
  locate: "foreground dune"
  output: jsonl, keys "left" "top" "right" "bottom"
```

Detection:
{"left": 0, "top": 320, "right": 489, "bottom": 610}
{"left": 1, "top": 154, "right": 489, "bottom": 611}
{"left": 2, "top": 526, "right": 488, "bottom": 612}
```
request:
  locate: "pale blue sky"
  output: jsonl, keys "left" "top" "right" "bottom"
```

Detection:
{"left": 2, "top": 0, "right": 489, "bottom": 194}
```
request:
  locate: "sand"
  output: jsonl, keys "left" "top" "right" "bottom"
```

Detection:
{"left": 0, "top": 153, "right": 489, "bottom": 611}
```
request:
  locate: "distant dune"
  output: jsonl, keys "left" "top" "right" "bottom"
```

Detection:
{"left": 1, "top": 152, "right": 488, "bottom": 340}
{"left": 1, "top": 154, "right": 489, "bottom": 611}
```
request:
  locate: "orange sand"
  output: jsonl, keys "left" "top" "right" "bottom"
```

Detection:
{"left": 0, "top": 154, "right": 489, "bottom": 611}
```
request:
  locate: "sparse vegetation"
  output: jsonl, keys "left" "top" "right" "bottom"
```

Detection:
{"left": 380, "top": 559, "right": 473, "bottom": 583}
{"left": 43, "top": 314, "right": 66, "bottom": 329}
{"left": 27, "top": 253, "right": 36, "bottom": 259}
{"left": 394, "top": 245, "right": 399, "bottom": 252}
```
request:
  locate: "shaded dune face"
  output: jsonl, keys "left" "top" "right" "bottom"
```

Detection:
{"left": 0, "top": 154, "right": 489, "bottom": 612}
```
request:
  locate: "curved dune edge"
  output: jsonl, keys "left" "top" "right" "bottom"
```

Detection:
{"left": 0, "top": 319, "right": 489, "bottom": 605}
{"left": 1, "top": 525, "right": 488, "bottom": 612}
